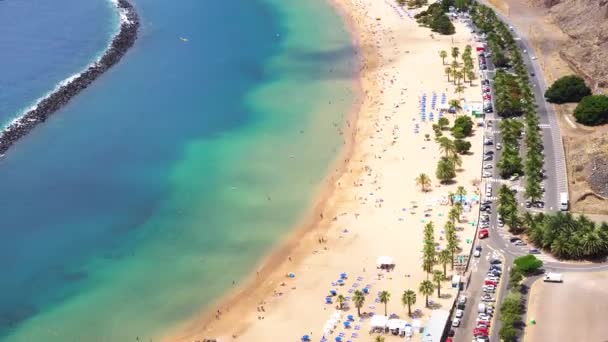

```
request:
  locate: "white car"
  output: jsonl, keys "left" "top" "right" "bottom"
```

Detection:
{"left": 474, "top": 249, "right": 481, "bottom": 257}
{"left": 478, "top": 313, "right": 491, "bottom": 321}
{"left": 483, "top": 164, "right": 493, "bottom": 169}
{"left": 456, "top": 309, "right": 464, "bottom": 318}
{"left": 496, "top": 142, "right": 502, "bottom": 150}
{"left": 486, "top": 276, "right": 500, "bottom": 282}
{"left": 509, "top": 174, "right": 520, "bottom": 181}
{"left": 482, "top": 171, "right": 492, "bottom": 178}
{"left": 452, "top": 318, "right": 461, "bottom": 327}
{"left": 459, "top": 296, "right": 467, "bottom": 305}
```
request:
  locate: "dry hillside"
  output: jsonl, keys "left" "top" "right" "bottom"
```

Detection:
{"left": 535, "top": 0, "right": 608, "bottom": 88}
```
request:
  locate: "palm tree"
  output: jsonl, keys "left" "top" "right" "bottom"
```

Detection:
{"left": 467, "top": 70, "right": 476, "bottom": 85}
{"left": 352, "top": 290, "right": 365, "bottom": 316}
{"left": 418, "top": 280, "right": 435, "bottom": 307}
{"left": 416, "top": 173, "right": 432, "bottom": 192}
{"left": 448, "top": 207, "right": 459, "bottom": 224}
{"left": 374, "top": 336, "right": 385, "bottom": 342}
{"left": 439, "top": 50, "right": 448, "bottom": 65}
{"left": 336, "top": 294, "right": 346, "bottom": 310}
{"left": 438, "top": 137, "right": 456, "bottom": 158}
{"left": 451, "top": 46, "right": 460, "bottom": 61}
{"left": 402, "top": 290, "right": 417, "bottom": 317}
{"left": 455, "top": 186, "right": 467, "bottom": 204}
{"left": 379, "top": 290, "right": 391, "bottom": 316}
{"left": 445, "top": 66, "right": 452, "bottom": 82}
{"left": 448, "top": 99, "right": 462, "bottom": 113}
{"left": 447, "top": 191, "right": 455, "bottom": 206}
{"left": 436, "top": 157, "right": 456, "bottom": 184}
{"left": 433, "top": 270, "right": 444, "bottom": 298}
{"left": 437, "top": 249, "right": 451, "bottom": 277}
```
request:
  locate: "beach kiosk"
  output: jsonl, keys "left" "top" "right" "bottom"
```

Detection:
{"left": 370, "top": 314, "right": 388, "bottom": 333}
{"left": 376, "top": 256, "right": 394, "bottom": 270}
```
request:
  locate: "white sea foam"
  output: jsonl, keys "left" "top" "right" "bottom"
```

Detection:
{"left": 1, "top": 0, "right": 135, "bottom": 134}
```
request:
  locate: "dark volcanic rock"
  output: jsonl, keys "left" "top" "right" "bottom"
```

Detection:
{"left": 0, "top": 0, "right": 140, "bottom": 155}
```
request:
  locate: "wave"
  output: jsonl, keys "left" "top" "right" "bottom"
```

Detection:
{"left": 0, "top": 0, "right": 140, "bottom": 155}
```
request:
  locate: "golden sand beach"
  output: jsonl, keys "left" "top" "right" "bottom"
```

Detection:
{"left": 164, "top": 1, "right": 485, "bottom": 341}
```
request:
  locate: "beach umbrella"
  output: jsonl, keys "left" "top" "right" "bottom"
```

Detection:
{"left": 340, "top": 272, "right": 347, "bottom": 279}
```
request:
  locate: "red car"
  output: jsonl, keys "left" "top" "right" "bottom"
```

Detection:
{"left": 477, "top": 319, "right": 491, "bottom": 326}
{"left": 483, "top": 94, "right": 492, "bottom": 100}
{"left": 474, "top": 328, "right": 489, "bottom": 336}
{"left": 478, "top": 229, "right": 489, "bottom": 239}
{"left": 484, "top": 279, "right": 497, "bottom": 286}
{"left": 446, "top": 338, "right": 453, "bottom": 342}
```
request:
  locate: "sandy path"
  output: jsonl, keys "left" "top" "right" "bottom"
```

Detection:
{"left": 164, "top": 1, "right": 484, "bottom": 341}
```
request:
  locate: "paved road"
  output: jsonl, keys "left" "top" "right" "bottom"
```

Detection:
{"left": 478, "top": 0, "right": 568, "bottom": 212}
{"left": 452, "top": 5, "right": 608, "bottom": 341}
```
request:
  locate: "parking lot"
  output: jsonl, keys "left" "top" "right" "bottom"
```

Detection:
{"left": 526, "top": 272, "right": 608, "bottom": 342}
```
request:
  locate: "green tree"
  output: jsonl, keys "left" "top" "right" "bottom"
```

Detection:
{"left": 455, "top": 186, "right": 466, "bottom": 204}
{"left": 454, "top": 139, "right": 471, "bottom": 154}
{"left": 438, "top": 116, "right": 450, "bottom": 130}
{"left": 467, "top": 69, "right": 476, "bottom": 85}
{"left": 574, "top": 95, "right": 608, "bottom": 126}
{"left": 418, "top": 280, "right": 435, "bottom": 307}
{"left": 439, "top": 50, "right": 448, "bottom": 65}
{"left": 436, "top": 157, "right": 456, "bottom": 183}
{"left": 438, "top": 137, "right": 456, "bottom": 158}
{"left": 545, "top": 75, "right": 592, "bottom": 104}
{"left": 352, "top": 290, "right": 365, "bottom": 316}
{"left": 402, "top": 289, "right": 417, "bottom": 317}
{"left": 415, "top": 173, "right": 432, "bottom": 192}
{"left": 432, "top": 270, "right": 444, "bottom": 297}
{"left": 336, "top": 294, "right": 346, "bottom": 310}
{"left": 445, "top": 66, "right": 452, "bottom": 82}
{"left": 452, "top": 115, "right": 474, "bottom": 136}
{"left": 451, "top": 47, "right": 460, "bottom": 61}
{"left": 437, "top": 249, "right": 451, "bottom": 277}
{"left": 448, "top": 99, "right": 462, "bottom": 113}
{"left": 379, "top": 290, "right": 391, "bottom": 316}
{"left": 374, "top": 336, "right": 385, "bottom": 342}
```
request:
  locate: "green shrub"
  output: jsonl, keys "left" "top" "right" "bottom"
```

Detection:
{"left": 545, "top": 75, "right": 591, "bottom": 104}
{"left": 574, "top": 95, "right": 608, "bottom": 126}
{"left": 452, "top": 115, "right": 473, "bottom": 136}
{"left": 453, "top": 139, "right": 471, "bottom": 154}
{"left": 513, "top": 254, "right": 543, "bottom": 274}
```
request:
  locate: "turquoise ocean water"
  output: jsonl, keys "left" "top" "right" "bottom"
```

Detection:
{"left": 0, "top": 0, "right": 356, "bottom": 341}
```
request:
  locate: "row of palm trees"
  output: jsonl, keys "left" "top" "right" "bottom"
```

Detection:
{"left": 440, "top": 45, "right": 477, "bottom": 98}
{"left": 496, "top": 119, "right": 523, "bottom": 179}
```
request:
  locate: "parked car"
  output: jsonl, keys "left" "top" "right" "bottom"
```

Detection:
{"left": 455, "top": 309, "right": 464, "bottom": 318}
{"left": 529, "top": 248, "right": 541, "bottom": 254}
{"left": 483, "top": 164, "right": 493, "bottom": 169}
{"left": 496, "top": 142, "right": 502, "bottom": 150}
{"left": 535, "top": 201, "right": 545, "bottom": 208}
{"left": 490, "top": 258, "right": 501, "bottom": 264}
{"left": 509, "top": 237, "right": 521, "bottom": 243}
{"left": 474, "top": 327, "right": 489, "bottom": 336}
{"left": 459, "top": 295, "right": 467, "bottom": 305}
{"left": 478, "top": 229, "right": 489, "bottom": 239}
{"left": 482, "top": 171, "right": 492, "bottom": 178}
{"left": 452, "top": 318, "right": 461, "bottom": 327}
{"left": 483, "top": 155, "right": 493, "bottom": 161}
{"left": 525, "top": 200, "right": 532, "bottom": 208}
{"left": 514, "top": 240, "right": 526, "bottom": 246}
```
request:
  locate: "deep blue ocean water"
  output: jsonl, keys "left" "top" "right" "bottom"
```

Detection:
{"left": 0, "top": 0, "right": 355, "bottom": 341}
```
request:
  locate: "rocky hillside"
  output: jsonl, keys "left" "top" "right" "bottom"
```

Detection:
{"left": 538, "top": 0, "right": 608, "bottom": 88}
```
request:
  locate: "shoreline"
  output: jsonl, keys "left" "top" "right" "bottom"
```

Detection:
{"left": 0, "top": 0, "right": 139, "bottom": 155}
{"left": 164, "top": 0, "right": 484, "bottom": 340}
{"left": 162, "top": 0, "right": 374, "bottom": 340}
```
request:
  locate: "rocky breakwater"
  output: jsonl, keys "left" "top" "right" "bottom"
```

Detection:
{"left": 0, "top": 0, "right": 140, "bottom": 155}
